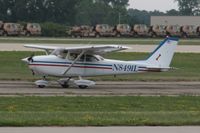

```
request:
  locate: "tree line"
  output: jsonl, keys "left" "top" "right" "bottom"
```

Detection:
{"left": 0, "top": 0, "right": 199, "bottom": 26}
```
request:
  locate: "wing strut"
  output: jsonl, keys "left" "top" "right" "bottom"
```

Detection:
{"left": 63, "top": 50, "right": 85, "bottom": 75}
{"left": 45, "top": 49, "right": 52, "bottom": 55}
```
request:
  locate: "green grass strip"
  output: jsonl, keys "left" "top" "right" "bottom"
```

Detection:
{"left": 0, "top": 51, "right": 199, "bottom": 81}
{"left": 0, "top": 96, "right": 200, "bottom": 126}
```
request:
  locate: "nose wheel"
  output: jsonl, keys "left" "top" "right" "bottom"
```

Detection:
{"left": 38, "top": 85, "right": 46, "bottom": 88}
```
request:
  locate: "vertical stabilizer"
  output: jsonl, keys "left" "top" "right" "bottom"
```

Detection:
{"left": 145, "top": 37, "right": 179, "bottom": 68}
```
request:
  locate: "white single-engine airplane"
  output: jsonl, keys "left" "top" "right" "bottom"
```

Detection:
{"left": 22, "top": 37, "right": 178, "bottom": 89}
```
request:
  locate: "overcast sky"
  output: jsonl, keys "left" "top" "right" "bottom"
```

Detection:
{"left": 128, "top": 0, "right": 179, "bottom": 12}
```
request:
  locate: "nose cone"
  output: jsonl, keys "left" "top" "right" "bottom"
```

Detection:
{"left": 21, "top": 57, "right": 29, "bottom": 63}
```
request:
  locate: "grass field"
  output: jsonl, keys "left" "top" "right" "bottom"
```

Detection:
{"left": 0, "top": 51, "right": 199, "bottom": 126}
{"left": 0, "top": 51, "right": 199, "bottom": 81}
{"left": 0, "top": 96, "right": 200, "bottom": 126}
{"left": 0, "top": 37, "right": 200, "bottom": 45}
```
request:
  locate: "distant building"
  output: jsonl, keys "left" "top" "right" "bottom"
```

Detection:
{"left": 151, "top": 16, "right": 200, "bottom": 26}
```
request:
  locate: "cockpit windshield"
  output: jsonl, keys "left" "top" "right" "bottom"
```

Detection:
{"left": 51, "top": 49, "right": 68, "bottom": 59}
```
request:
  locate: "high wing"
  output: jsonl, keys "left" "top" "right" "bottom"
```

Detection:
{"left": 24, "top": 45, "right": 57, "bottom": 50}
{"left": 24, "top": 44, "right": 129, "bottom": 75}
{"left": 24, "top": 44, "right": 129, "bottom": 55}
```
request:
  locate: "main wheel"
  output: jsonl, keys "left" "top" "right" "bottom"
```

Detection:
{"left": 61, "top": 84, "right": 69, "bottom": 88}
{"left": 38, "top": 85, "right": 45, "bottom": 88}
{"left": 151, "top": 32, "right": 157, "bottom": 38}
{"left": 3, "top": 32, "right": 8, "bottom": 37}
{"left": 182, "top": 33, "right": 188, "bottom": 38}
{"left": 116, "top": 33, "right": 121, "bottom": 38}
{"left": 26, "top": 32, "right": 31, "bottom": 37}
{"left": 78, "top": 85, "right": 88, "bottom": 89}
{"left": 95, "top": 33, "right": 100, "bottom": 38}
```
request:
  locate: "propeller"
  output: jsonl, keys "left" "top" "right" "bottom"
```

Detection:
{"left": 27, "top": 53, "right": 35, "bottom": 62}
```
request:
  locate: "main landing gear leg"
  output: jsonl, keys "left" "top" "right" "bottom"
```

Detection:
{"left": 58, "top": 77, "right": 72, "bottom": 88}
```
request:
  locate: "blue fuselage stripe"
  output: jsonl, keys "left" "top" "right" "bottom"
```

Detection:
{"left": 32, "top": 61, "right": 112, "bottom": 67}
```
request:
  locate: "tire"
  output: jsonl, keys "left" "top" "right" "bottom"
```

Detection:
{"left": 3, "top": 32, "right": 8, "bottom": 37}
{"left": 151, "top": 32, "right": 157, "bottom": 38}
{"left": 96, "top": 33, "right": 100, "bottom": 38}
{"left": 78, "top": 85, "right": 88, "bottom": 89}
{"left": 38, "top": 85, "right": 45, "bottom": 88}
{"left": 26, "top": 32, "right": 31, "bottom": 37}
{"left": 61, "top": 84, "right": 69, "bottom": 88}
{"left": 116, "top": 33, "right": 121, "bottom": 38}
{"left": 181, "top": 33, "right": 188, "bottom": 38}
{"left": 166, "top": 32, "right": 171, "bottom": 37}
{"left": 133, "top": 33, "right": 138, "bottom": 38}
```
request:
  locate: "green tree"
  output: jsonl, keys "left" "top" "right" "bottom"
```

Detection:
{"left": 0, "top": 0, "right": 79, "bottom": 24}
{"left": 128, "top": 9, "right": 150, "bottom": 25}
{"left": 166, "top": 9, "right": 180, "bottom": 16}
{"left": 0, "top": 0, "right": 16, "bottom": 21}
{"left": 175, "top": 0, "right": 200, "bottom": 15}
{"left": 75, "top": 0, "right": 129, "bottom": 25}
{"left": 110, "top": 0, "right": 129, "bottom": 24}
{"left": 48, "top": 0, "right": 78, "bottom": 24}
{"left": 127, "top": 9, "right": 165, "bottom": 26}
{"left": 75, "top": 0, "right": 95, "bottom": 25}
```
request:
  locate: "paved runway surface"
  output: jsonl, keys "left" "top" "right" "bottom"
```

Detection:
{"left": 0, "top": 43, "right": 200, "bottom": 53}
{"left": 0, "top": 127, "right": 200, "bottom": 133}
{"left": 0, "top": 81, "right": 200, "bottom": 96}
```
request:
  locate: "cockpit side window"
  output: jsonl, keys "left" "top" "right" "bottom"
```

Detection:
{"left": 67, "top": 53, "right": 102, "bottom": 62}
{"left": 57, "top": 50, "right": 68, "bottom": 59}
{"left": 79, "top": 55, "right": 85, "bottom": 62}
{"left": 68, "top": 53, "right": 78, "bottom": 61}
{"left": 85, "top": 55, "right": 99, "bottom": 62}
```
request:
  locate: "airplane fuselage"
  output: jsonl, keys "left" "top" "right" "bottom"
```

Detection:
{"left": 28, "top": 55, "right": 148, "bottom": 77}
{"left": 22, "top": 37, "right": 178, "bottom": 88}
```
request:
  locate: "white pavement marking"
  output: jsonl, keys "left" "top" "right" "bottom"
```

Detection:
{"left": 0, "top": 43, "right": 200, "bottom": 53}
{"left": 0, "top": 127, "right": 200, "bottom": 133}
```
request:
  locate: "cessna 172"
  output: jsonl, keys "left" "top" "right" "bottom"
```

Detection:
{"left": 22, "top": 37, "right": 178, "bottom": 89}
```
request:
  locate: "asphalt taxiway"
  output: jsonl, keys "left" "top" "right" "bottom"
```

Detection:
{"left": 0, "top": 43, "right": 200, "bottom": 53}
{"left": 0, "top": 126, "right": 200, "bottom": 133}
{"left": 0, "top": 81, "right": 200, "bottom": 96}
